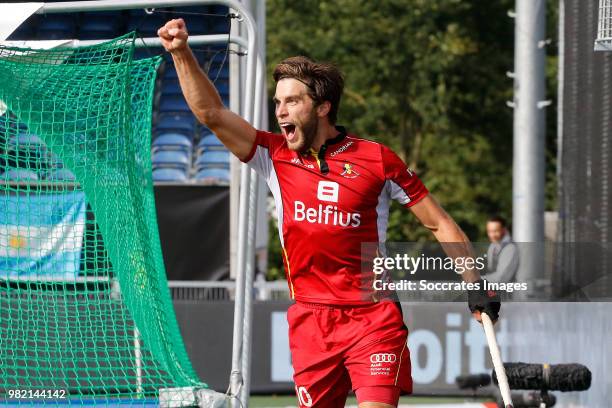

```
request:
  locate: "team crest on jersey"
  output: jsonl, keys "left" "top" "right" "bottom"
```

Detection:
{"left": 340, "top": 163, "right": 359, "bottom": 179}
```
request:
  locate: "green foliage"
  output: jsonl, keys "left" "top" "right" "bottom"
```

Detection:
{"left": 266, "top": 215, "right": 285, "bottom": 281}
{"left": 265, "top": 0, "right": 558, "bottom": 276}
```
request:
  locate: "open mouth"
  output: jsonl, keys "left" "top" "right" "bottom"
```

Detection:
{"left": 280, "top": 123, "right": 297, "bottom": 142}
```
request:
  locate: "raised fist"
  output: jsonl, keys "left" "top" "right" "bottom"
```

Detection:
{"left": 157, "top": 18, "right": 189, "bottom": 53}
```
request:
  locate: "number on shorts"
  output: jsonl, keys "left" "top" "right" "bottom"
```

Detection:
{"left": 295, "top": 385, "right": 313, "bottom": 407}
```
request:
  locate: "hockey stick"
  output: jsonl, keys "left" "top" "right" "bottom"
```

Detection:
{"left": 481, "top": 312, "right": 514, "bottom": 408}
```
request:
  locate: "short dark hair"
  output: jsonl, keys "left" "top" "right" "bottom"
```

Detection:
{"left": 273, "top": 56, "right": 344, "bottom": 124}
{"left": 487, "top": 215, "right": 507, "bottom": 228}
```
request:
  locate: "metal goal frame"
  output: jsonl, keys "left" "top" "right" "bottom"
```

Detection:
{"left": 4, "top": 1, "right": 263, "bottom": 406}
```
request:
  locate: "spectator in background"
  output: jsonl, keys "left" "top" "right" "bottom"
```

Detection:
{"left": 485, "top": 215, "right": 519, "bottom": 283}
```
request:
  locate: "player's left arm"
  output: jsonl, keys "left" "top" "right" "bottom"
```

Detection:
{"left": 409, "top": 195, "right": 479, "bottom": 283}
{"left": 379, "top": 142, "right": 478, "bottom": 283}
{"left": 409, "top": 195, "right": 501, "bottom": 322}
{"left": 380, "top": 144, "right": 500, "bottom": 321}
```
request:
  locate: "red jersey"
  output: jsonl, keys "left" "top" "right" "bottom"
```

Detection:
{"left": 241, "top": 126, "right": 428, "bottom": 304}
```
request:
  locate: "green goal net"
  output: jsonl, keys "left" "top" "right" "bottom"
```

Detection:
{"left": 0, "top": 33, "right": 208, "bottom": 405}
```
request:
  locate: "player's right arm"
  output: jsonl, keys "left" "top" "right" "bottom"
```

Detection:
{"left": 157, "top": 19, "right": 256, "bottom": 161}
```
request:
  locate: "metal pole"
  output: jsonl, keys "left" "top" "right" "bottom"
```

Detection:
{"left": 79, "top": 34, "right": 247, "bottom": 49}
{"left": 4, "top": 35, "right": 248, "bottom": 50}
{"left": 513, "top": 0, "right": 546, "bottom": 294}
{"left": 239, "top": 51, "right": 265, "bottom": 406}
{"left": 229, "top": 8, "right": 257, "bottom": 408}
{"left": 134, "top": 327, "right": 143, "bottom": 396}
{"left": 254, "top": 0, "right": 269, "bottom": 280}
{"left": 40, "top": 34, "right": 248, "bottom": 49}
{"left": 228, "top": 7, "right": 243, "bottom": 282}
{"left": 239, "top": 173, "right": 258, "bottom": 407}
{"left": 255, "top": 0, "right": 267, "bottom": 132}
{"left": 557, "top": 0, "right": 565, "bottom": 245}
{"left": 230, "top": 156, "right": 250, "bottom": 408}
{"left": 38, "top": 0, "right": 253, "bottom": 13}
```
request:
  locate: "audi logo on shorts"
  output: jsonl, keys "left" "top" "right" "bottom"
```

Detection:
{"left": 370, "top": 353, "right": 397, "bottom": 363}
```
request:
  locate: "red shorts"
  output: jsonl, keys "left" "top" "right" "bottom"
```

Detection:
{"left": 288, "top": 300, "right": 412, "bottom": 407}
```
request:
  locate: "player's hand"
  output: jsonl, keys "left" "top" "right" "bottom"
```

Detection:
{"left": 468, "top": 279, "right": 501, "bottom": 323}
{"left": 158, "top": 19, "right": 189, "bottom": 53}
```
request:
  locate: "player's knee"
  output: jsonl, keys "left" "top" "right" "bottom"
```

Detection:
{"left": 355, "top": 386, "right": 400, "bottom": 408}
